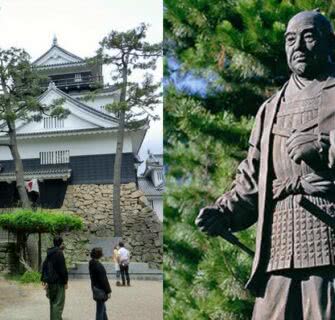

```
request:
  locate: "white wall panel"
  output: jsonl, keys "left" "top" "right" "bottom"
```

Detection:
{"left": 0, "top": 133, "right": 133, "bottom": 160}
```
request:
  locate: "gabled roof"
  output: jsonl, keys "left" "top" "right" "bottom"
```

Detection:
{"left": 143, "top": 152, "right": 164, "bottom": 178}
{"left": 138, "top": 177, "right": 164, "bottom": 197}
{"left": 0, "top": 82, "right": 120, "bottom": 134}
{"left": 39, "top": 82, "right": 119, "bottom": 123}
{"left": 139, "top": 151, "right": 165, "bottom": 195}
{"left": 0, "top": 82, "right": 149, "bottom": 154}
{"left": 33, "top": 37, "right": 85, "bottom": 67}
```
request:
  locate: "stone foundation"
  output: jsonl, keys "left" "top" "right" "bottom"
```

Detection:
{"left": 0, "top": 242, "right": 18, "bottom": 273}
{"left": 59, "top": 183, "right": 162, "bottom": 268}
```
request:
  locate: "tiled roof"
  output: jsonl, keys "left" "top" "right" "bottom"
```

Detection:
{"left": 39, "top": 84, "right": 119, "bottom": 122}
{"left": 0, "top": 119, "right": 148, "bottom": 139}
{"left": 0, "top": 168, "right": 72, "bottom": 182}
{"left": 147, "top": 153, "right": 163, "bottom": 166}
{"left": 143, "top": 153, "right": 164, "bottom": 178}
{"left": 138, "top": 177, "right": 164, "bottom": 197}
{"left": 34, "top": 61, "right": 86, "bottom": 69}
{"left": 69, "top": 84, "right": 119, "bottom": 97}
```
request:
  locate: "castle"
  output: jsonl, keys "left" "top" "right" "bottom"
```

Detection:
{"left": 0, "top": 38, "right": 162, "bottom": 269}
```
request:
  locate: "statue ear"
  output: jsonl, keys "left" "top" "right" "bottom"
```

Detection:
{"left": 313, "top": 8, "right": 321, "bottom": 13}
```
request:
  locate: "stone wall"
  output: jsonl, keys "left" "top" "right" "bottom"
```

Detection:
{"left": 60, "top": 183, "right": 162, "bottom": 268}
{"left": 0, "top": 242, "right": 18, "bottom": 273}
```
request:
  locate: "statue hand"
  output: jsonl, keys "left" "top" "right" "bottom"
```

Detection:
{"left": 286, "top": 132, "right": 320, "bottom": 163}
{"left": 329, "top": 130, "right": 335, "bottom": 168}
{"left": 195, "top": 205, "right": 230, "bottom": 236}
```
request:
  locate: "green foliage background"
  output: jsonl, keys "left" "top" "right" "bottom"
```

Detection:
{"left": 164, "top": 1, "right": 335, "bottom": 319}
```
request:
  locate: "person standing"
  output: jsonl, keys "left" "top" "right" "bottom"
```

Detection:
{"left": 112, "top": 245, "right": 121, "bottom": 285}
{"left": 89, "top": 247, "right": 111, "bottom": 320}
{"left": 41, "top": 235, "right": 68, "bottom": 320}
{"left": 118, "top": 242, "right": 130, "bottom": 286}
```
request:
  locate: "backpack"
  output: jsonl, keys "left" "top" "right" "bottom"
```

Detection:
{"left": 41, "top": 255, "right": 58, "bottom": 284}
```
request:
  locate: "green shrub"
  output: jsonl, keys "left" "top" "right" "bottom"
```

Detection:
{"left": 20, "top": 271, "right": 41, "bottom": 284}
{"left": 0, "top": 209, "right": 83, "bottom": 233}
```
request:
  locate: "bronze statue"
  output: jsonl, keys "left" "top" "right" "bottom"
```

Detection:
{"left": 196, "top": 10, "right": 335, "bottom": 320}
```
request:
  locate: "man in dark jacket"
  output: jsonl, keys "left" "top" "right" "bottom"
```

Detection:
{"left": 41, "top": 236, "right": 68, "bottom": 320}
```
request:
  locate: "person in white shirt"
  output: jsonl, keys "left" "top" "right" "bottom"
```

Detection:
{"left": 117, "top": 242, "right": 130, "bottom": 286}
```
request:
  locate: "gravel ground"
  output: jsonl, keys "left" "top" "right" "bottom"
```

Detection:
{"left": 0, "top": 278, "right": 163, "bottom": 320}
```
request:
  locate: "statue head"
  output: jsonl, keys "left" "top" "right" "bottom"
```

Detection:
{"left": 285, "top": 10, "right": 335, "bottom": 79}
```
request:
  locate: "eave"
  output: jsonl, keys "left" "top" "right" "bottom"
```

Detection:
{"left": 0, "top": 124, "right": 149, "bottom": 140}
{"left": 0, "top": 168, "right": 72, "bottom": 182}
{"left": 38, "top": 84, "right": 119, "bottom": 122}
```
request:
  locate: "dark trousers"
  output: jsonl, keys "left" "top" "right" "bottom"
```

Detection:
{"left": 252, "top": 268, "right": 335, "bottom": 320}
{"left": 96, "top": 300, "right": 108, "bottom": 320}
{"left": 47, "top": 284, "right": 65, "bottom": 320}
{"left": 120, "top": 264, "right": 130, "bottom": 285}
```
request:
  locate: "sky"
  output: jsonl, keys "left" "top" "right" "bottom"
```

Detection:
{"left": 0, "top": 0, "right": 163, "bottom": 168}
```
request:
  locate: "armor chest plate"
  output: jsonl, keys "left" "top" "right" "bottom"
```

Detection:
{"left": 268, "top": 85, "right": 335, "bottom": 272}
{"left": 272, "top": 96, "right": 321, "bottom": 179}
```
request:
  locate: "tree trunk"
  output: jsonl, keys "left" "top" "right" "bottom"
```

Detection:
{"left": 16, "top": 232, "right": 31, "bottom": 273}
{"left": 0, "top": 76, "right": 31, "bottom": 209}
{"left": 38, "top": 233, "right": 42, "bottom": 271}
{"left": 112, "top": 62, "right": 128, "bottom": 237}
{"left": 8, "top": 124, "right": 34, "bottom": 270}
{"left": 8, "top": 124, "right": 31, "bottom": 209}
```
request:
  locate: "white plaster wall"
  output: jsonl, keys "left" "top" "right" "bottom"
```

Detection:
{"left": 151, "top": 170, "right": 164, "bottom": 188}
{"left": 0, "top": 133, "right": 133, "bottom": 160}
{"left": 16, "top": 114, "right": 98, "bottom": 134}
{"left": 74, "top": 94, "right": 120, "bottom": 118}
{"left": 38, "top": 90, "right": 118, "bottom": 128}
{"left": 77, "top": 95, "right": 116, "bottom": 109}
{"left": 153, "top": 199, "right": 163, "bottom": 221}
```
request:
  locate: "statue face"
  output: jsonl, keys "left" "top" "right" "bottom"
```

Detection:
{"left": 285, "top": 14, "right": 330, "bottom": 78}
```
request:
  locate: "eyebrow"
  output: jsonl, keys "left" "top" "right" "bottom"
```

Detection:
{"left": 284, "top": 26, "right": 315, "bottom": 37}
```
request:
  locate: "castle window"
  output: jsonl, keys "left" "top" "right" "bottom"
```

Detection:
{"left": 43, "top": 117, "right": 64, "bottom": 129}
{"left": 75, "top": 73, "right": 82, "bottom": 82}
{"left": 40, "top": 150, "right": 70, "bottom": 165}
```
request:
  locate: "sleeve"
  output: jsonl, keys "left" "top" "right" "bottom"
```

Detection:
{"left": 215, "top": 102, "right": 266, "bottom": 232}
{"left": 98, "top": 263, "right": 111, "bottom": 294}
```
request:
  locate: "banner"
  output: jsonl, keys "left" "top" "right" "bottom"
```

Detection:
{"left": 25, "top": 179, "right": 39, "bottom": 193}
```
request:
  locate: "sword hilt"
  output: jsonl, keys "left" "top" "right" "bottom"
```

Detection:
{"left": 220, "top": 229, "right": 255, "bottom": 257}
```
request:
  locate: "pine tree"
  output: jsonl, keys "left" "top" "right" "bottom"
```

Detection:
{"left": 0, "top": 48, "right": 68, "bottom": 270}
{"left": 164, "top": 1, "right": 335, "bottom": 319}
{"left": 0, "top": 48, "right": 67, "bottom": 209}
{"left": 97, "top": 24, "right": 162, "bottom": 237}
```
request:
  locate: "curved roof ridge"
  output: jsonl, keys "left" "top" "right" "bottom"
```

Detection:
{"left": 39, "top": 85, "right": 119, "bottom": 123}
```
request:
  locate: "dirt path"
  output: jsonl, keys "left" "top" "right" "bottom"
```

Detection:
{"left": 0, "top": 278, "right": 163, "bottom": 320}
